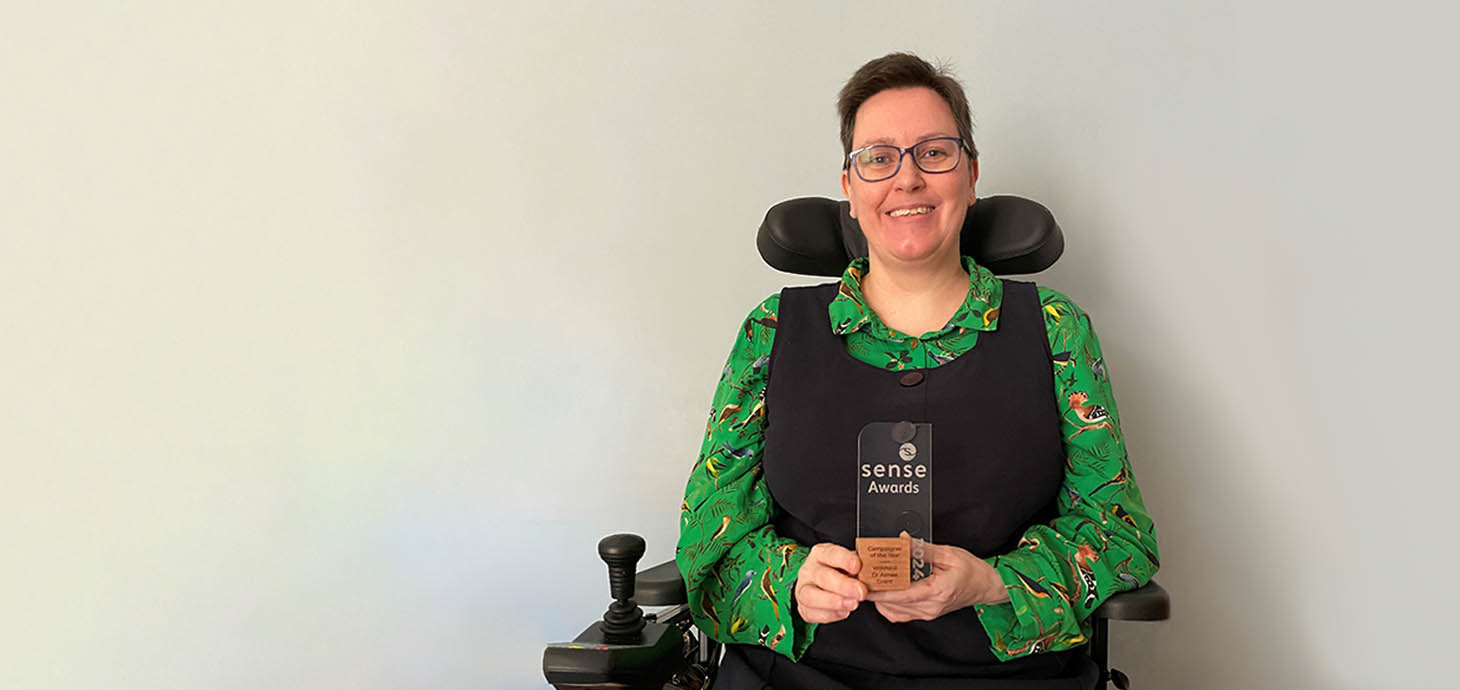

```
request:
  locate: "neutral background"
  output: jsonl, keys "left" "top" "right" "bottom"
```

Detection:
{"left": 3, "top": 2, "right": 1456, "bottom": 688}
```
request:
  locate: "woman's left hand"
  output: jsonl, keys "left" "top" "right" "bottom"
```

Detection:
{"left": 865, "top": 536, "right": 1010, "bottom": 623}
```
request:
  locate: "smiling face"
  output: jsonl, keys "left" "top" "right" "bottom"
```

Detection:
{"left": 840, "top": 87, "right": 978, "bottom": 270}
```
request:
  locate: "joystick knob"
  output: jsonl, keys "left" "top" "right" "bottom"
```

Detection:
{"left": 597, "top": 534, "right": 646, "bottom": 644}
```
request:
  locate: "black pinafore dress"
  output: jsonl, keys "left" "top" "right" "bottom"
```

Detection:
{"left": 716, "top": 280, "right": 1099, "bottom": 690}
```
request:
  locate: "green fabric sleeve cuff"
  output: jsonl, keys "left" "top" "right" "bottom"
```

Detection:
{"left": 974, "top": 557, "right": 1026, "bottom": 662}
{"left": 982, "top": 552, "right": 1092, "bottom": 661}
{"left": 783, "top": 545, "right": 818, "bottom": 661}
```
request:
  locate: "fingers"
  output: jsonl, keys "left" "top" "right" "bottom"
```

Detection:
{"left": 810, "top": 542, "right": 862, "bottom": 576}
{"left": 864, "top": 576, "right": 935, "bottom": 603}
{"left": 900, "top": 531, "right": 951, "bottom": 566}
{"left": 925, "top": 542, "right": 966, "bottom": 567}
{"left": 799, "top": 606, "right": 851, "bottom": 624}
{"left": 796, "top": 584, "right": 856, "bottom": 611}
{"left": 795, "top": 583, "right": 860, "bottom": 624}
{"left": 795, "top": 570, "right": 861, "bottom": 623}
{"left": 794, "top": 542, "right": 870, "bottom": 624}
{"left": 874, "top": 601, "right": 907, "bottom": 622}
{"left": 874, "top": 600, "right": 926, "bottom": 623}
{"left": 803, "top": 544, "right": 866, "bottom": 600}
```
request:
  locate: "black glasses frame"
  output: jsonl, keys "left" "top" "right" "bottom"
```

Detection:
{"left": 845, "top": 137, "right": 970, "bottom": 183}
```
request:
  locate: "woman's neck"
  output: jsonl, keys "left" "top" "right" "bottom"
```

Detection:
{"left": 862, "top": 252, "right": 969, "bottom": 338}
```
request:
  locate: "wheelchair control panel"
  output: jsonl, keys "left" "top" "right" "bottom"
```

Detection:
{"left": 542, "top": 534, "right": 715, "bottom": 689}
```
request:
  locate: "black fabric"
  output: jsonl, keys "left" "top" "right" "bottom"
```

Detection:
{"left": 720, "top": 646, "right": 1100, "bottom": 690}
{"left": 718, "top": 280, "right": 1090, "bottom": 689}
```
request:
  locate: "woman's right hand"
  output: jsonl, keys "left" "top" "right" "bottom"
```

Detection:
{"left": 793, "top": 543, "right": 867, "bottom": 624}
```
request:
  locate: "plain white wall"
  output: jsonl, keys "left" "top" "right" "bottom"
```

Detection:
{"left": 3, "top": 2, "right": 1455, "bottom": 688}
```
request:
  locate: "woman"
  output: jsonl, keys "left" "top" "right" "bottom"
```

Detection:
{"left": 676, "top": 53, "right": 1159, "bottom": 689}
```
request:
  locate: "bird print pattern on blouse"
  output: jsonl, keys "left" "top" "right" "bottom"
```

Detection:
{"left": 676, "top": 256, "right": 1159, "bottom": 662}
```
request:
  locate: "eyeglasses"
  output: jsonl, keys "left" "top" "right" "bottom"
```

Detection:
{"left": 846, "top": 137, "right": 969, "bottom": 183}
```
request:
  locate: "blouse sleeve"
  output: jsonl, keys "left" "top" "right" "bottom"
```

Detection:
{"left": 675, "top": 294, "right": 818, "bottom": 661}
{"left": 973, "top": 287, "right": 1161, "bottom": 661}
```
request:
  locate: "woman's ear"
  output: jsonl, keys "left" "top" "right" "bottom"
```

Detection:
{"left": 841, "top": 168, "right": 856, "bottom": 219}
{"left": 968, "top": 159, "right": 980, "bottom": 205}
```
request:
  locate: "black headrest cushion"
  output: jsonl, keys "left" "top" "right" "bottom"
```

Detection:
{"left": 756, "top": 195, "right": 1064, "bottom": 277}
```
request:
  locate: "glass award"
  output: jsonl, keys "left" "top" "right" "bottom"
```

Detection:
{"left": 855, "top": 421, "right": 932, "bottom": 590}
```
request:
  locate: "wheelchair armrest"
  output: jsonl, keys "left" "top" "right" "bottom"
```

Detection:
{"left": 1092, "top": 580, "right": 1169, "bottom": 621}
{"left": 636, "top": 560, "right": 688, "bottom": 607}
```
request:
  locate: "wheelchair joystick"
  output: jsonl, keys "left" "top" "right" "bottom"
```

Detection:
{"left": 598, "top": 533, "right": 647, "bottom": 644}
{"left": 544, "top": 534, "right": 701, "bottom": 689}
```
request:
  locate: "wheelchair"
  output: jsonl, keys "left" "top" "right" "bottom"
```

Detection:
{"left": 543, "top": 196, "right": 1171, "bottom": 689}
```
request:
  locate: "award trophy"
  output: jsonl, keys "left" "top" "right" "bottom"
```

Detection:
{"left": 855, "top": 421, "right": 932, "bottom": 591}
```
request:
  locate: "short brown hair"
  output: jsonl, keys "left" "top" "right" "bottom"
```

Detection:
{"left": 837, "top": 53, "right": 977, "bottom": 166}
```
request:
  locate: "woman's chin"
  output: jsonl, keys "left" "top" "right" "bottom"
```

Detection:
{"left": 877, "top": 239, "right": 958, "bottom": 266}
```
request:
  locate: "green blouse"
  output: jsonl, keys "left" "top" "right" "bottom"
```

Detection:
{"left": 675, "top": 256, "right": 1160, "bottom": 663}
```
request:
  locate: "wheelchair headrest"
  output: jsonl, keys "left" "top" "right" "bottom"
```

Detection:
{"left": 756, "top": 195, "right": 1064, "bottom": 277}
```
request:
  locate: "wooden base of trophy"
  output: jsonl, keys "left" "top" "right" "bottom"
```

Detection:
{"left": 855, "top": 536, "right": 911, "bottom": 591}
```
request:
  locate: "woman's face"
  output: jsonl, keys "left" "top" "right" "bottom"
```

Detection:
{"left": 840, "top": 87, "right": 978, "bottom": 269}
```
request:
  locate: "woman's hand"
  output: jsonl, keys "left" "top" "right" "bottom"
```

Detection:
{"left": 865, "top": 537, "right": 1009, "bottom": 623}
{"left": 793, "top": 543, "right": 868, "bottom": 624}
